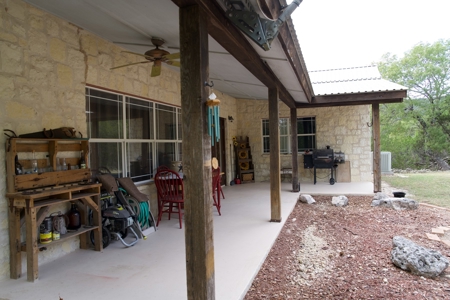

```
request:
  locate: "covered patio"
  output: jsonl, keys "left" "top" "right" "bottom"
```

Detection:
{"left": 0, "top": 0, "right": 407, "bottom": 298}
{"left": 0, "top": 182, "right": 373, "bottom": 300}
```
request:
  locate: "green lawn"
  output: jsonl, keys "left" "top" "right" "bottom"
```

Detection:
{"left": 382, "top": 172, "right": 450, "bottom": 208}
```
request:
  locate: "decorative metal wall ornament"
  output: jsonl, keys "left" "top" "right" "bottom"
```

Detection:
{"left": 223, "top": 0, "right": 303, "bottom": 51}
{"left": 240, "top": 161, "right": 249, "bottom": 170}
{"left": 238, "top": 150, "right": 248, "bottom": 159}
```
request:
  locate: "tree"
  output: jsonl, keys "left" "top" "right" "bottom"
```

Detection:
{"left": 378, "top": 39, "right": 450, "bottom": 170}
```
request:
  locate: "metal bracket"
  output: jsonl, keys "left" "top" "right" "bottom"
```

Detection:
{"left": 225, "top": 0, "right": 302, "bottom": 51}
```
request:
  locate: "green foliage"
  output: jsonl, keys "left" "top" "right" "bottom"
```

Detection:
{"left": 378, "top": 40, "right": 450, "bottom": 170}
{"left": 382, "top": 172, "right": 450, "bottom": 208}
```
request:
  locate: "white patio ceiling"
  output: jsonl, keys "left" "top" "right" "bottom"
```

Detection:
{"left": 24, "top": 0, "right": 309, "bottom": 103}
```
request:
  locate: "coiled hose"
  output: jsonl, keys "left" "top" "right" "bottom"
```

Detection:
{"left": 138, "top": 201, "right": 150, "bottom": 229}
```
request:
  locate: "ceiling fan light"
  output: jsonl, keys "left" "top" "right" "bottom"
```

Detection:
{"left": 151, "top": 65, "right": 161, "bottom": 77}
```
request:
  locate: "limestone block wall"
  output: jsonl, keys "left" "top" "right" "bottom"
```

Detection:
{"left": 0, "top": 0, "right": 93, "bottom": 281}
{"left": 0, "top": 0, "right": 239, "bottom": 282}
{"left": 235, "top": 99, "right": 372, "bottom": 183}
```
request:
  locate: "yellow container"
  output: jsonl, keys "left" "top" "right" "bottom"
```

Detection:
{"left": 52, "top": 231, "right": 60, "bottom": 241}
{"left": 40, "top": 232, "right": 52, "bottom": 244}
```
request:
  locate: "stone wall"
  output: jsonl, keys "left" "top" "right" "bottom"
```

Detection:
{"left": 0, "top": 0, "right": 95, "bottom": 281}
{"left": 0, "top": 0, "right": 238, "bottom": 282}
{"left": 235, "top": 99, "right": 373, "bottom": 183}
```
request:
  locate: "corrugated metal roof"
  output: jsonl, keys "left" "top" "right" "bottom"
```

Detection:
{"left": 309, "top": 65, "right": 407, "bottom": 96}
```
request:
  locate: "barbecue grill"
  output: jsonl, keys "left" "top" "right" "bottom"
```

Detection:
{"left": 313, "top": 148, "right": 335, "bottom": 185}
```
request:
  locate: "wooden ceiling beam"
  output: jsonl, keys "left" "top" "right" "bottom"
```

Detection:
{"left": 257, "top": 0, "right": 314, "bottom": 102}
{"left": 296, "top": 90, "right": 407, "bottom": 108}
{"left": 171, "top": 0, "right": 297, "bottom": 108}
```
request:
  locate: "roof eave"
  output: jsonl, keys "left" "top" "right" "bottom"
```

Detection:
{"left": 296, "top": 90, "right": 407, "bottom": 108}
{"left": 258, "top": 0, "right": 314, "bottom": 102}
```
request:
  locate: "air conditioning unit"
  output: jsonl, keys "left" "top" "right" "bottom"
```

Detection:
{"left": 370, "top": 151, "right": 392, "bottom": 174}
{"left": 381, "top": 151, "right": 392, "bottom": 173}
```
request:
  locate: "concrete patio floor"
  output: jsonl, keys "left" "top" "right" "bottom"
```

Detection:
{"left": 0, "top": 181, "right": 374, "bottom": 300}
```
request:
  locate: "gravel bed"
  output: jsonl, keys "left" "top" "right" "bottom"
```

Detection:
{"left": 244, "top": 193, "right": 450, "bottom": 299}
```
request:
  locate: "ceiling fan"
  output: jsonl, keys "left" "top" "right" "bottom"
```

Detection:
{"left": 111, "top": 37, "right": 180, "bottom": 77}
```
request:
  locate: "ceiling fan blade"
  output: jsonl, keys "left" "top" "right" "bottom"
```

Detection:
{"left": 166, "top": 61, "right": 180, "bottom": 67}
{"left": 110, "top": 61, "right": 150, "bottom": 70}
{"left": 122, "top": 51, "right": 154, "bottom": 60}
{"left": 151, "top": 65, "right": 161, "bottom": 77}
{"left": 164, "top": 52, "right": 180, "bottom": 60}
{"left": 114, "top": 41, "right": 153, "bottom": 47}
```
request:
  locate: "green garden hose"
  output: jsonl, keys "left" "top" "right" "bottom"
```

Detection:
{"left": 127, "top": 196, "right": 150, "bottom": 229}
{"left": 138, "top": 201, "right": 150, "bottom": 229}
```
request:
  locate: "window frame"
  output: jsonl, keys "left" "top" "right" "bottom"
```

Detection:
{"left": 262, "top": 116, "right": 316, "bottom": 154}
{"left": 86, "top": 87, "right": 182, "bottom": 183}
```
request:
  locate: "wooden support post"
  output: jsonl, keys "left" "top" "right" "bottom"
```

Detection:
{"left": 8, "top": 204, "right": 21, "bottom": 279}
{"left": 25, "top": 207, "right": 38, "bottom": 282}
{"left": 372, "top": 104, "right": 381, "bottom": 192}
{"left": 269, "top": 88, "right": 281, "bottom": 222}
{"left": 180, "top": 5, "right": 215, "bottom": 300}
{"left": 290, "top": 108, "right": 300, "bottom": 192}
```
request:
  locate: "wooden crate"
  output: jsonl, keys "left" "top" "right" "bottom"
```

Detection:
{"left": 242, "top": 173, "right": 253, "bottom": 181}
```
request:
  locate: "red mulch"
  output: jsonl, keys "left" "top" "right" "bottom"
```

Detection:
{"left": 244, "top": 196, "right": 450, "bottom": 299}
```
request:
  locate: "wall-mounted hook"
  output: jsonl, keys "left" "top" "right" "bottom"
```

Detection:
{"left": 204, "top": 81, "right": 214, "bottom": 87}
{"left": 367, "top": 121, "right": 373, "bottom": 127}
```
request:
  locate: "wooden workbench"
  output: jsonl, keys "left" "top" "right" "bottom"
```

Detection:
{"left": 6, "top": 183, "right": 102, "bottom": 282}
{"left": 5, "top": 138, "right": 102, "bottom": 282}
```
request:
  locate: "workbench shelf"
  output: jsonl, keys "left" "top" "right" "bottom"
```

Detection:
{"left": 5, "top": 138, "right": 102, "bottom": 282}
{"left": 20, "top": 225, "right": 100, "bottom": 251}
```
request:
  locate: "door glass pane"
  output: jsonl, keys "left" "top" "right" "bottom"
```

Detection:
{"left": 127, "top": 142, "right": 152, "bottom": 182}
{"left": 126, "top": 97, "right": 153, "bottom": 139}
{"left": 89, "top": 142, "right": 123, "bottom": 178}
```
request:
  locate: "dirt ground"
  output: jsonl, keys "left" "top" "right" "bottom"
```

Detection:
{"left": 244, "top": 191, "right": 450, "bottom": 299}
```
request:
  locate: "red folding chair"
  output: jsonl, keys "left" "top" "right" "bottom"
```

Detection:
{"left": 154, "top": 169, "right": 184, "bottom": 229}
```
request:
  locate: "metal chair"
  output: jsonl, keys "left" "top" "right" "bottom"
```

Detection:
{"left": 154, "top": 169, "right": 184, "bottom": 229}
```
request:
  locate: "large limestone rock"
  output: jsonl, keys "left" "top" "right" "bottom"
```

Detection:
{"left": 391, "top": 236, "right": 449, "bottom": 278}
{"left": 371, "top": 192, "right": 418, "bottom": 210}
{"left": 332, "top": 195, "right": 348, "bottom": 207}
{"left": 298, "top": 194, "right": 316, "bottom": 204}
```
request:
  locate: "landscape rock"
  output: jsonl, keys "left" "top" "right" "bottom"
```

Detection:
{"left": 373, "top": 192, "right": 390, "bottom": 200}
{"left": 371, "top": 192, "right": 390, "bottom": 206}
{"left": 331, "top": 195, "right": 348, "bottom": 207}
{"left": 391, "top": 236, "right": 449, "bottom": 278}
{"left": 298, "top": 194, "right": 316, "bottom": 204}
{"left": 371, "top": 194, "right": 418, "bottom": 210}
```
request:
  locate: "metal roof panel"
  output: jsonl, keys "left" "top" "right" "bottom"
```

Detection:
{"left": 309, "top": 65, "right": 407, "bottom": 96}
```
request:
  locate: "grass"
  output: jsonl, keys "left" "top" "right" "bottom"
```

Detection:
{"left": 382, "top": 171, "right": 450, "bottom": 208}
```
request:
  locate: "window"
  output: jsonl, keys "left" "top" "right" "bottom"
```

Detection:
{"left": 262, "top": 117, "right": 316, "bottom": 153}
{"left": 86, "top": 88, "right": 182, "bottom": 182}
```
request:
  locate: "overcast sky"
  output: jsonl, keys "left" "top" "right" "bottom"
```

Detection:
{"left": 290, "top": 0, "right": 450, "bottom": 71}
